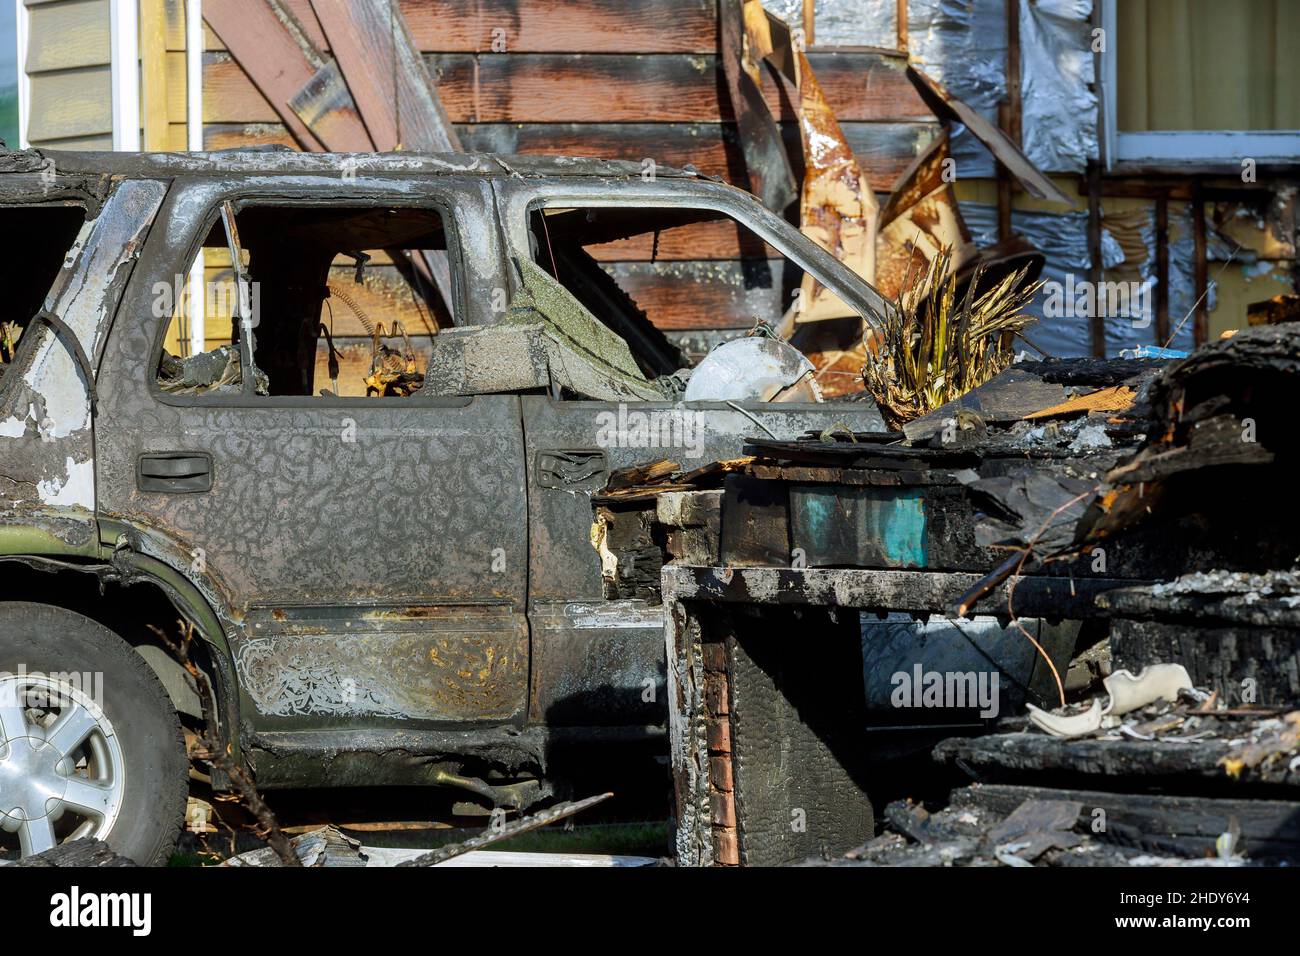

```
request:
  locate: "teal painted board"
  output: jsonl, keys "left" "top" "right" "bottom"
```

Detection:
{"left": 790, "top": 485, "right": 928, "bottom": 569}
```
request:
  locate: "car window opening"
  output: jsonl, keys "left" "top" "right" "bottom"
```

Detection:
{"left": 525, "top": 204, "right": 806, "bottom": 376}
{"left": 0, "top": 204, "right": 88, "bottom": 387}
{"left": 155, "top": 205, "right": 452, "bottom": 399}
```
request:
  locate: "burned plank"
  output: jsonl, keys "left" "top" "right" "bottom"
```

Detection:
{"left": 11, "top": 838, "right": 135, "bottom": 868}
{"left": 955, "top": 784, "right": 1300, "bottom": 861}
{"left": 202, "top": 51, "right": 929, "bottom": 124}
{"left": 718, "top": 0, "right": 796, "bottom": 214}
{"left": 202, "top": 0, "right": 354, "bottom": 150}
{"left": 662, "top": 565, "right": 1143, "bottom": 619}
{"left": 906, "top": 65, "right": 1071, "bottom": 205}
{"left": 725, "top": 606, "right": 874, "bottom": 864}
{"left": 719, "top": 474, "right": 791, "bottom": 567}
{"left": 397, "top": 793, "right": 613, "bottom": 866}
{"left": 935, "top": 731, "right": 1300, "bottom": 790}
{"left": 1109, "top": 618, "right": 1300, "bottom": 709}
{"left": 902, "top": 367, "right": 1068, "bottom": 443}
{"left": 311, "top": 0, "right": 460, "bottom": 152}
{"left": 1097, "top": 571, "right": 1300, "bottom": 629}
{"left": 288, "top": 61, "right": 376, "bottom": 152}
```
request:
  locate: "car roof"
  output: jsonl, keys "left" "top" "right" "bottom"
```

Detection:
{"left": 0, "top": 147, "right": 712, "bottom": 182}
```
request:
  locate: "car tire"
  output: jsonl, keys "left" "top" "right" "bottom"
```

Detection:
{"left": 0, "top": 601, "right": 188, "bottom": 865}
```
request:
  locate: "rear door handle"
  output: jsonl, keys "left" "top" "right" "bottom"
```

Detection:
{"left": 137, "top": 453, "right": 213, "bottom": 493}
{"left": 536, "top": 449, "right": 607, "bottom": 490}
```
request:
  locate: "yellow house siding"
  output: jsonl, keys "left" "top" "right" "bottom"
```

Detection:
{"left": 26, "top": 64, "right": 114, "bottom": 142}
{"left": 23, "top": 0, "right": 113, "bottom": 148}
{"left": 25, "top": 0, "right": 110, "bottom": 72}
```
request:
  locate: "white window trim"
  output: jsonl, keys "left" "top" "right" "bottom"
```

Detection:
{"left": 109, "top": 0, "right": 141, "bottom": 150}
{"left": 1100, "top": 0, "right": 1300, "bottom": 168}
{"left": 14, "top": 0, "right": 30, "bottom": 148}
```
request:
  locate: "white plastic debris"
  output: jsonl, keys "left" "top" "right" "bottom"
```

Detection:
{"left": 1028, "top": 664, "right": 1193, "bottom": 738}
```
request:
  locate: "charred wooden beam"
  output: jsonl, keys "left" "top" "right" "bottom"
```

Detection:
{"left": 1193, "top": 186, "right": 1210, "bottom": 345}
{"left": 1155, "top": 196, "right": 1170, "bottom": 344}
{"left": 1086, "top": 160, "right": 1105, "bottom": 357}
{"left": 954, "top": 784, "right": 1300, "bottom": 861}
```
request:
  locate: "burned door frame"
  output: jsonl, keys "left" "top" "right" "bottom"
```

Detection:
{"left": 93, "top": 172, "right": 532, "bottom": 747}
{"left": 0, "top": 173, "right": 162, "bottom": 552}
{"left": 493, "top": 175, "right": 894, "bottom": 327}
{"left": 492, "top": 177, "right": 889, "bottom": 732}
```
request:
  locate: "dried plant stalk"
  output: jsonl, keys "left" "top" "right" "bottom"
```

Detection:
{"left": 861, "top": 246, "right": 1041, "bottom": 429}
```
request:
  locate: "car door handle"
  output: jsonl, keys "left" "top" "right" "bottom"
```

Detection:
{"left": 137, "top": 453, "right": 213, "bottom": 493}
{"left": 537, "top": 449, "right": 607, "bottom": 490}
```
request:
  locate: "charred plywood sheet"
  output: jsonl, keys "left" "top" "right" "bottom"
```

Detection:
{"left": 726, "top": 605, "right": 873, "bottom": 865}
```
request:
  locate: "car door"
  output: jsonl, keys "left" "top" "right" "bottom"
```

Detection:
{"left": 94, "top": 174, "right": 530, "bottom": 731}
{"left": 496, "top": 179, "right": 888, "bottom": 729}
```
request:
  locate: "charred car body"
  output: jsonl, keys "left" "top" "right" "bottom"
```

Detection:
{"left": 0, "top": 148, "right": 887, "bottom": 863}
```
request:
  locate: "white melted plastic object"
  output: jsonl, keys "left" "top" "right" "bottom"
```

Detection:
{"left": 683, "top": 337, "right": 822, "bottom": 403}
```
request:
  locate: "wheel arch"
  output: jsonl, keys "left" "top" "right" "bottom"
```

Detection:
{"left": 0, "top": 547, "right": 243, "bottom": 778}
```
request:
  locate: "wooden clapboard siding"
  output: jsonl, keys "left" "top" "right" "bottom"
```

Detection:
{"left": 582, "top": 220, "right": 781, "bottom": 263}
{"left": 462, "top": 121, "right": 935, "bottom": 191}
{"left": 23, "top": 0, "right": 113, "bottom": 146}
{"left": 192, "top": 113, "right": 935, "bottom": 192}
{"left": 321, "top": 265, "right": 442, "bottom": 337}
{"left": 198, "top": 120, "right": 934, "bottom": 193}
{"left": 199, "top": 50, "right": 927, "bottom": 126}
{"left": 202, "top": 122, "right": 300, "bottom": 150}
{"left": 607, "top": 259, "right": 794, "bottom": 331}
{"left": 198, "top": 0, "right": 720, "bottom": 55}
{"left": 207, "top": 243, "right": 782, "bottom": 337}
{"left": 191, "top": 259, "right": 776, "bottom": 340}
{"left": 429, "top": 52, "right": 927, "bottom": 124}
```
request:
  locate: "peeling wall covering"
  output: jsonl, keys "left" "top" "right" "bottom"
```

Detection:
{"left": 766, "top": 0, "right": 1097, "bottom": 175}
{"left": 962, "top": 201, "right": 1227, "bottom": 358}
{"left": 1019, "top": 0, "right": 1097, "bottom": 174}
{"left": 766, "top": 0, "right": 896, "bottom": 47}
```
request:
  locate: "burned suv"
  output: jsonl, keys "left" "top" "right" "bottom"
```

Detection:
{"left": 0, "top": 149, "right": 885, "bottom": 863}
